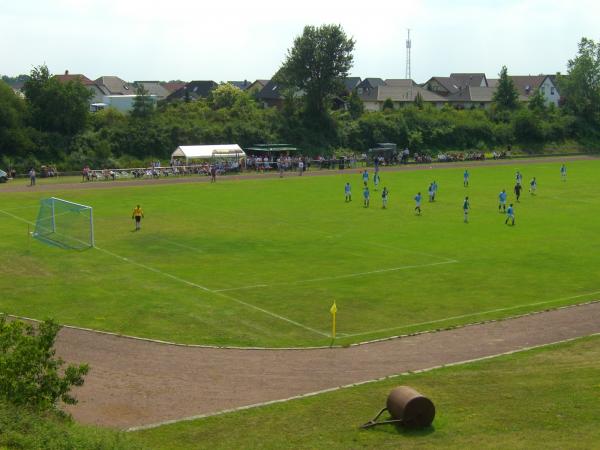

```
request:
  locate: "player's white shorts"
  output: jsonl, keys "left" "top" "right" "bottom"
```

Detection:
{"left": 500, "top": 200, "right": 506, "bottom": 206}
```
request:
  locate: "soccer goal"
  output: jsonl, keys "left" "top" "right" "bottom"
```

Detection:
{"left": 33, "top": 197, "right": 94, "bottom": 249}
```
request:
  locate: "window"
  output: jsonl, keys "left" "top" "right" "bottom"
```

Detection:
{"left": 551, "top": 87, "right": 555, "bottom": 95}
{"left": 541, "top": 86, "right": 545, "bottom": 94}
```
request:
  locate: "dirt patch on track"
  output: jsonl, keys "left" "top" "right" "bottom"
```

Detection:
{"left": 55, "top": 301, "right": 600, "bottom": 429}
{"left": 2, "top": 155, "right": 596, "bottom": 194}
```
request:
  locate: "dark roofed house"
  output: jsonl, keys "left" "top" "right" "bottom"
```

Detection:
{"left": 449, "top": 73, "right": 488, "bottom": 88}
{"left": 167, "top": 80, "right": 219, "bottom": 102}
{"left": 356, "top": 78, "right": 386, "bottom": 96}
{"left": 332, "top": 77, "right": 362, "bottom": 110}
{"left": 228, "top": 80, "right": 253, "bottom": 90}
{"left": 255, "top": 80, "right": 284, "bottom": 108}
{"left": 245, "top": 79, "right": 270, "bottom": 94}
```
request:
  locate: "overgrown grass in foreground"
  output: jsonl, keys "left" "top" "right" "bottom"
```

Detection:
{"left": 135, "top": 335, "right": 600, "bottom": 449}
{"left": 0, "top": 400, "right": 143, "bottom": 450}
{"left": 1, "top": 160, "right": 599, "bottom": 347}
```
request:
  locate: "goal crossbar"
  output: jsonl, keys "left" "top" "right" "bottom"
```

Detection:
{"left": 33, "top": 197, "right": 95, "bottom": 249}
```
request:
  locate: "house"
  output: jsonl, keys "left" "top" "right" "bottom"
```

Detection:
{"left": 245, "top": 79, "right": 270, "bottom": 94}
{"left": 332, "top": 77, "right": 362, "bottom": 110}
{"left": 423, "top": 73, "right": 488, "bottom": 97}
{"left": 161, "top": 82, "right": 187, "bottom": 95}
{"left": 227, "top": 80, "right": 253, "bottom": 90}
{"left": 102, "top": 94, "right": 157, "bottom": 113}
{"left": 54, "top": 70, "right": 106, "bottom": 104}
{"left": 95, "top": 76, "right": 133, "bottom": 95}
{"left": 356, "top": 78, "right": 386, "bottom": 96}
{"left": 167, "top": 80, "right": 218, "bottom": 101}
{"left": 255, "top": 80, "right": 284, "bottom": 108}
{"left": 133, "top": 81, "right": 171, "bottom": 101}
{"left": 384, "top": 79, "right": 416, "bottom": 88}
{"left": 446, "top": 86, "right": 497, "bottom": 109}
{"left": 359, "top": 85, "right": 447, "bottom": 111}
{"left": 508, "top": 75, "right": 560, "bottom": 106}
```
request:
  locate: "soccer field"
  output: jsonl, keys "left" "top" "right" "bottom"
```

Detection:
{"left": 1, "top": 159, "right": 599, "bottom": 347}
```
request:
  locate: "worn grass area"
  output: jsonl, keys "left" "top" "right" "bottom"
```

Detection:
{"left": 1, "top": 160, "right": 599, "bottom": 347}
{"left": 134, "top": 335, "right": 600, "bottom": 449}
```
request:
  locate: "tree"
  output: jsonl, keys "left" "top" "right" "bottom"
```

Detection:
{"left": 131, "top": 84, "right": 154, "bottom": 118}
{"left": 414, "top": 91, "right": 424, "bottom": 109}
{"left": 0, "top": 316, "right": 89, "bottom": 410}
{"left": 528, "top": 88, "right": 547, "bottom": 113}
{"left": 382, "top": 98, "right": 394, "bottom": 111}
{"left": 23, "top": 65, "right": 91, "bottom": 135}
{"left": 346, "top": 90, "right": 364, "bottom": 119}
{"left": 493, "top": 66, "right": 519, "bottom": 110}
{"left": 557, "top": 37, "right": 600, "bottom": 128}
{"left": 0, "top": 81, "right": 34, "bottom": 157}
{"left": 276, "top": 24, "right": 355, "bottom": 117}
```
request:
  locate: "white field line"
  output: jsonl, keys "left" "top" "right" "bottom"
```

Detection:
{"left": 342, "top": 290, "right": 600, "bottom": 338}
{"left": 91, "top": 246, "right": 329, "bottom": 338}
{"left": 126, "top": 332, "right": 600, "bottom": 432}
{"left": 214, "top": 259, "right": 458, "bottom": 293}
{"left": 0, "top": 208, "right": 328, "bottom": 338}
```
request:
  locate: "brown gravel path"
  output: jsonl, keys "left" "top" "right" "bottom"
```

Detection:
{"left": 57, "top": 301, "right": 600, "bottom": 430}
{"left": 2, "top": 154, "right": 596, "bottom": 194}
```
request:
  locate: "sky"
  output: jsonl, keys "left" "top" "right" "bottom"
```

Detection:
{"left": 1, "top": 0, "right": 599, "bottom": 83}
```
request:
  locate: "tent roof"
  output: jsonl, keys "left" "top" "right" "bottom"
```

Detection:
{"left": 172, "top": 144, "right": 245, "bottom": 159}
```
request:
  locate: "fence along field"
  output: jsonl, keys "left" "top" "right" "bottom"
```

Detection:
{"left": 1, "top": 159, "right": 599, "bottom": 348}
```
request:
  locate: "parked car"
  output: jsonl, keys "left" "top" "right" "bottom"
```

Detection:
{"left": 0, "top": 169, "right": 7, "bottom": 183}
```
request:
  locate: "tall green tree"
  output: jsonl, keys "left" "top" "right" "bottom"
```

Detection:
{"left": 276, "top": 24, "right": 355, "bottom": 117}
{"left": 23, "top": 65, "right": 91, "bottom": 135}
{"left": 493, "top": 66, "right": 519, "bottom": 110}
{"left": 557, "top": 37, "right": 600, "bottom": 128}
{"left": 528, "top": 88, "right": 547, "bottom": 113}
{"left": 0, "top": 81, "right": 34, "bottom": 157}
{"left": 131, "top": 84, "right": 155, "bottom": 118}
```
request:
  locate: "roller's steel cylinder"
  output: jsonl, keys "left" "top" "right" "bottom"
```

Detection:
{"left": 386, "top": 386, "right": 435, "bottom": 428}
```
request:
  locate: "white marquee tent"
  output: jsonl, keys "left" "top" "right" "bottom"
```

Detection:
{"left": 171, "top": 144, "right": 246, "bottom": 162}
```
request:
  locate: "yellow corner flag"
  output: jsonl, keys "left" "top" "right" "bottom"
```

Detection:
{"left": 330, "top": 301, "right": 337, "bottom": 339}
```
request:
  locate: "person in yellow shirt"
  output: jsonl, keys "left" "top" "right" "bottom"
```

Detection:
{"left": 132, "top": 205, "right": 144, "bottom": 231}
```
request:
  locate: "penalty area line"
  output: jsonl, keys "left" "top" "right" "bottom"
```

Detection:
{"left": 0, "top": 208, "right": 327, "bottom": 338}
{"left": 343, "top": 289, "right": 600, "bottom": 338}
{"left": 214, "top": 259, "right": 458, "bottom": 293}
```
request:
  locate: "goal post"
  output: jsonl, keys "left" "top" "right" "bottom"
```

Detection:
{"left": 33, "top": 197, "right": 94, "bottom": 249}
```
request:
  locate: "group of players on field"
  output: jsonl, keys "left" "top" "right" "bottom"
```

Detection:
{"left": 345, "top": 163, "right": 568, "bottom": 226}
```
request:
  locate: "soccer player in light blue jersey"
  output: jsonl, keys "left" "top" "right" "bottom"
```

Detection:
{"left": 362, "top": 169, "right": 369, "bottom": 187}
{"left": 373, "top": 172, "right": 380, "bottom": 191}
{"left": 561, "top": 164, "right": 567, "bottom": 181}
{"left": 529, "top": 177, "right": 537, "bottom": 195}
{"left": 498, "top": 189, "right": 507, "bottom": 212}
{"left": 363, "top": 186, "right": 370, "bottom": 208}
{"left": 344, "top": 182, "right": 352, "bottom": 202}
{"left": 505, "top": 203, "right": 515, "bottom": 226}
{"left": 463, "top": 169, "right": 470, "bottom": 187}
{"left": 414, "top": 192, "right": 422, "bottom": 215}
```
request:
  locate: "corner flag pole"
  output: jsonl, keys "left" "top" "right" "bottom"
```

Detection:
{"left": 330, "top": 301, "right": 337, "bottom": 341}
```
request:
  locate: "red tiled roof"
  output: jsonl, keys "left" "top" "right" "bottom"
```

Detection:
{"left": 54, "top": 74, "right": 95, "bottom": 85}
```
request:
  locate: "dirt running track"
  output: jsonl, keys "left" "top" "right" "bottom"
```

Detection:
{"left": 56, "top": 301, "right": 600, "bottom": 430}
{"left": 2, "top": 155, "right": 597, "bottom": 194}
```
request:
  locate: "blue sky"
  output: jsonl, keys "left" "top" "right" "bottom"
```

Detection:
{"left": 1, "top": 0, "right": 598, "bottom": 82}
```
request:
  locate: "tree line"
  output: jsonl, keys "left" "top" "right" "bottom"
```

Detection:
{"left": 1, "top": 28, "right": 599, "bottom": 173}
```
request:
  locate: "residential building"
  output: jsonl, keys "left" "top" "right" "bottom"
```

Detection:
{"left": 359, "top": 85, "right": 446, "bottom": 111}
{"left": 95, "top": 76, "right": 133, "bottom": 95}
{"left": 508, "top": 75, "right": 560, "bottom": 106}
{"left": 133, "top": 81, "right": 171, "bottom": 101}
{"left": 166, "top": 80, "right": 218, "bottom": 101}
{"left": 54, "top": 70, "right": 105, "bottom": 104}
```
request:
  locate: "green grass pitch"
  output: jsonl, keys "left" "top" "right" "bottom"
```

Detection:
{"left": 1, "top": 160, "right": 599, "bottom": 347}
